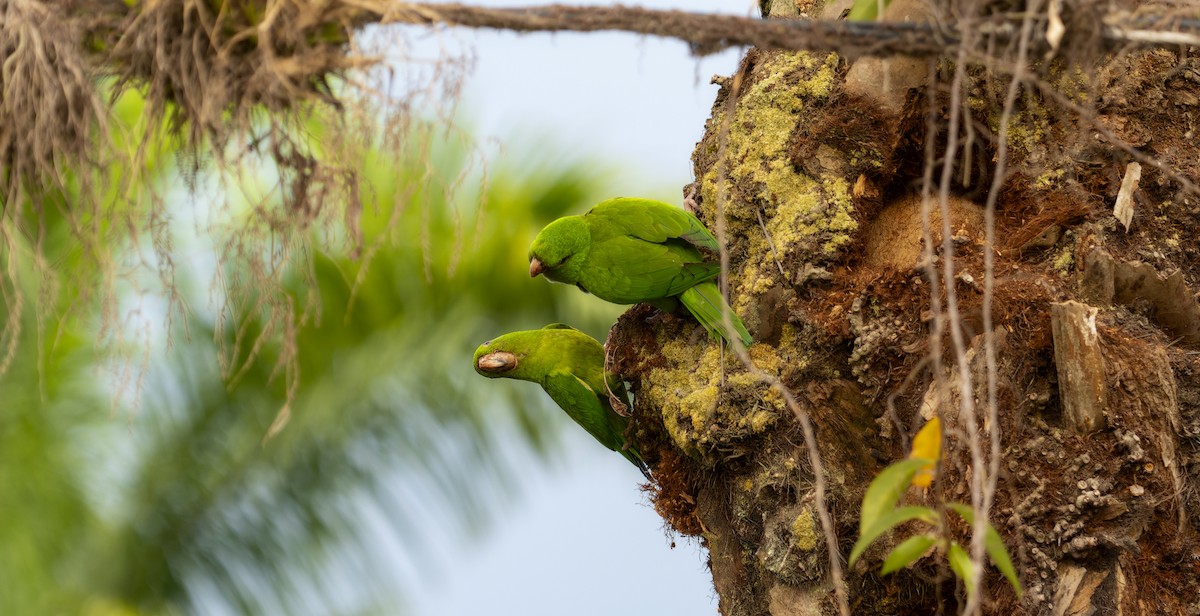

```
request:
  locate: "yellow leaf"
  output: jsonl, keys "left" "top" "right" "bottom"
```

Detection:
{"left": 909, "top": 417, "right": 942, "bottom": 488}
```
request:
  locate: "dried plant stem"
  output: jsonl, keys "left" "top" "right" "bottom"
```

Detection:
{"left": 916, "top": 55, "right": 952, "bottom": 612}
{"left": 933, "top": 37, "right": 997, "bottom": 615}
{"left": 755, "top": 207, "right": 787, "bottom": 277}
{"left": 975, "top": 0, "right": 1041, "bottom": 610}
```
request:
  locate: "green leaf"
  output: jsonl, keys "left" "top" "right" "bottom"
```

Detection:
{"left": 849, "top": 505, "right": 937, "bottom": 567}
{"left": 945, "top": 503, "right": 1022, "bottom": 597}
{"left": 945, "top": 502, "right": 975, "bottom": 524}
{"left": 947, "top": 541, "right": 976, "bottom": 598}
{"left": 986, "top": 530, "right": 1023, "bottom": 597}
{"left": 859, "top": 458, "right": 932, "bottom": 534}
{"left": 881, "top": 534, "right": 940, "bottom": 575}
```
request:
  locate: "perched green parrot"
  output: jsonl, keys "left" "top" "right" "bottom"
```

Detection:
{"left": 473, "top": 324, "right": 650, "bottom": 478}
{"left": 527, "top": 197, "right": 753, "bottom": 346}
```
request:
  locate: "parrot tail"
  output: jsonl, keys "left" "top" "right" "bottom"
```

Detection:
{"left": 624, "top": 448, "right": 652, "bottom": 481}
{"left": 679, "top": 283, "right": 753, "bottom": 347}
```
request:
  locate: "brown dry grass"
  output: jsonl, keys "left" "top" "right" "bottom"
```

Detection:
{"left": 0, "top": 0, "right": 477, "bottom": 425}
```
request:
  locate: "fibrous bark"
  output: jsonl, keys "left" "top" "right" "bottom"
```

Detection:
{"left": 613, "top": 1, "right": 1200, "bottom": 614}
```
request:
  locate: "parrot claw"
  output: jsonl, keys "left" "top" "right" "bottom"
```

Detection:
{"left": 608, "top": 393, "right": 630, "bottom": 417}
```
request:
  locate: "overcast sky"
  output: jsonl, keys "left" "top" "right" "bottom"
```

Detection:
{"left": 402, "top": 2, "right": 754, "bottom": 614}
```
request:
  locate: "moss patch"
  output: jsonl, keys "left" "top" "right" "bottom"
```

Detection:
{"left": 696, "top": 51, "right": 857, "bottom": 333}
{"left": 790, "top": 508, "right": 818, "bottom": 552}
{"left": 645, "top": 325, "right": 810, "bottom": 465}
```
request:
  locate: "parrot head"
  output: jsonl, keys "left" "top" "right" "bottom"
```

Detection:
{"left": 473, "top": 325, "right": 586, "bottom": 382}
{"left": 474, "top": 329, "right": 550, "bottom": 380}
{"left": 474, "top": 339, "right": 520, "bottom": 379}
{"left": 528, "top": 215, "right": 590, "bottom": 282}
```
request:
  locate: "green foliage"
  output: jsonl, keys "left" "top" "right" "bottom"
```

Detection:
{"left": 0, "top": 275, "right": 104, "bottom": 615}
{"left": 850, "top": 458, "right": 1022, "bottom": 601}
{"left": 881, "top": 533, "right": 938, "bottom": 575}
{"left": 945, "top": 503, "right": 1022, "bottom": 594}
{"left": 0, "top": 96, "right": 623, "bottom": 614}
{"left": 947, "top": 542, "right": 975, "bottom": 597}
{"left": 854, "top": 457, "right": 930, "bottom": 555}
{"left": 850, "top": 505, "right": 938, "bottom": 567}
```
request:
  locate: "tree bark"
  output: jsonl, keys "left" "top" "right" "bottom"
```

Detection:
{"left": 612, "top": 1, "right": 1200, "bottom": 614}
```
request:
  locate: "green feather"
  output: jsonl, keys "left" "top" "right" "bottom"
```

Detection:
{"left": 473, "top": 327, "right": 649, "bottom": 478}
{"left": 679, "top": 282, "right": 753, "bottom": 347}
{"left": 529, "top": 197, "right": 752, "bottom": 346}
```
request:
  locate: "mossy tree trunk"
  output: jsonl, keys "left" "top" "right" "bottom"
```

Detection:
{"left": 612, "top": 1, "right": 1200, "bottom": 614}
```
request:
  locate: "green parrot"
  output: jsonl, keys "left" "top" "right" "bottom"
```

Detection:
{"left": 473, "top": 324, "right": 650, "bottom": 478}
{"left": 527, "top": 197, "right": 753, "bottom": 346}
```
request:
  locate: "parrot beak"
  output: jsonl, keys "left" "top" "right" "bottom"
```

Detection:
{"left": 477, "top": 351, "right": 517, "bottom": 374}
{"left": 529, "top": 258, "right": 545, "bottom": 278}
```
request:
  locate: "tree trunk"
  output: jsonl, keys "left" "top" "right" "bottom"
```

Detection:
{"left": 611, "top": 1, "right": 1200, "bottom": 614}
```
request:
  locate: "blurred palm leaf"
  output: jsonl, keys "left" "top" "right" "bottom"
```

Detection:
{"left": 0, "top": 97, "right": 623, "bottom": 614}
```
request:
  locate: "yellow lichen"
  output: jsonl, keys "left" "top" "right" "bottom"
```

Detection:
{"left": 752, "top": 273, "right": 776, "bottom": 294}
{"left": 750, "top": 342, "right": 784, "bottom": 374}
{"left": 1034, "top": 168, "right": 1066, "bottom": 189}
{"left": 744, "top": 408, "right": 778, "bottom": 433}
{"left": 659, "top": 52, "right": 844, "bottom": 462}
{"left": 997, "top": 103, "right": 1051, "bottom": 160}
{"left": 645, "top": 335, "right": 797, "bottom": 463}
{"left": 699, "top": 51, "right": 858, "bottom": 320}
{"left": 682, "top": 385, "right": 720, "bottom": 431}
{"left": 1053, "top": 246, "right": 1074, "bottom": 273}
{"left": 790, "top": 508, "right": 818, "bottom": 552}
{"left": 704, "top": 51, "right": 844, "bottom": 224}
{"left": 1052, "top": 65, "right": 1093, "bottom": 105}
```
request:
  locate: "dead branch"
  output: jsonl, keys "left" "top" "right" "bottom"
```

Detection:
{"left": 359, "top": 3, "right": 1198, "bottom": 58}
{"left": 51, "top": 0, "right": 1200, "bottom": 66}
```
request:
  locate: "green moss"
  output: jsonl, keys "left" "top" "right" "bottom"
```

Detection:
{"left": 699, "top": 52, "right": 857, "bottom": 317}
{"left": 646, "top": 332, "right": 807, "bottom": 464}
{"left": 764, "top": 174, "right": 856, "bottom": 259}
{"left": 1034, "top": 168, "right": 1066, "bottom": 189}
{"left": 1053, "top": 246, "right": 1074, "bottom": 273}
{"left": 726, "top": 52, "right": 839, "bottom": 220}
{"left": 790, "top": 508, "right": 818, "bottom": 552}
{"left": 994, "top": 102, "right": 1051, "bottom": 160}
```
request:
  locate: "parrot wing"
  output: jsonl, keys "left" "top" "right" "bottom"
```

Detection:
{"left": 543, "top": 370, "right": 648, "bottom": 477}
{"left": 587, "top": 198, "right": 720, "bottom": 253}
{"left": 586, "top": 236, "right": 720, "bottom": 301}
{"left": 543, "top": 370, "right": 625, "bottom": 453}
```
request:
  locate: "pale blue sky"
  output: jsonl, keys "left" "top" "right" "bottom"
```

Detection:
{"left": 402, "top": 2, "right": 753, "bottom": 614}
